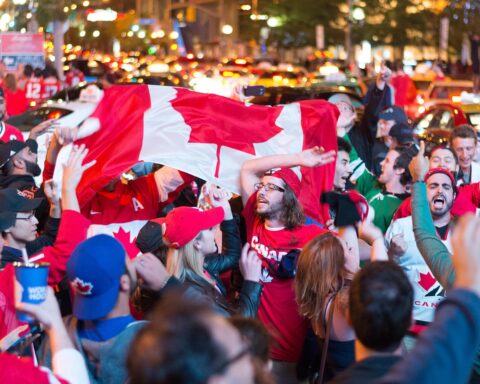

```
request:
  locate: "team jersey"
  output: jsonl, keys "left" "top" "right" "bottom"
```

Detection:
{"left": 0, "top": 122, "right": 24, "bottom": 142}
{"left": 41, "top": 77, "right": 62, "bottom": 100}
{"left": 78, "top": 168, "right": 193, "bottom": 225}
{"left": 243, "top": 193, "right": 325, "bottom": 362}
{"left": 65, "top": 71, "right": 85, "bottom": 87}
{"left": 25, "top": 77, "right": 43, "bottom": 106}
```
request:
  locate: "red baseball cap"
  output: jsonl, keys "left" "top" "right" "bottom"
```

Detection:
{"left": 268, "top": 167, "right": 301, "bottom": 196}
{"left": 153, "top": 206, "right": 224, "bottom": 248}
{"left": 424, "top": 167, "right": 457, "bottom": 194}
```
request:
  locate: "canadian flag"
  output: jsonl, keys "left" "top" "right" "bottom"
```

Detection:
{"left": 74, "top": 85, "right": 338, "bottom": 223}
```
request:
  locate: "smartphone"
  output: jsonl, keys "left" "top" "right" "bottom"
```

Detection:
{"left": 243, "top": 85, "right": 265, "bottom": 97}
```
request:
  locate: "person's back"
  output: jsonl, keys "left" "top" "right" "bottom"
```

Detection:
{"left": 331, "top": 261, "right": 413, "bottom": 383}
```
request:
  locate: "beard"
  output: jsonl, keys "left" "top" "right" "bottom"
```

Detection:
{"left": 429, "top": 193, "right": 453, "bottom": 219}
{"left": 24, "top": 159, "right": 41, "bottom": 177}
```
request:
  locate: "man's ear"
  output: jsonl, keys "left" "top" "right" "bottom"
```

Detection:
{"left": 395, "top": 167, "right": 405, "bottom": 176}
{"left": 193, "top": 238, "right": 202, "bottom": 252}
{"left": 11, "top": 156, "right": 24, "bottom": 170}
{"left": 119, "top": 274, "right": 131, "bottom": 292}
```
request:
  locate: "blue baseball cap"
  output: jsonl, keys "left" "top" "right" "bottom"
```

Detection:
{"left": 67, "top": 234, "right": 126, "bottom": 320}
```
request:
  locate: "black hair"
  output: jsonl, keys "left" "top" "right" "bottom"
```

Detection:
{"left": 337, "top": 136, "right": 352, "bottom": 154}
{"left": 393, "top": 145, "right": 418, "bottom": 186}
{"left": 23, "top": 64, "right": 33, "bottom": 78}
{"left": 127, "top": 292, "right": 230, "bottom": 384}
{"left": 349, "top": 261, "right": 413, "bottom": 352}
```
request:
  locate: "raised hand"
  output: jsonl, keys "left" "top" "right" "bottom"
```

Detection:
{"left": 62, "top": 144, "right": 96, "bottom": 191}
{"left": 204, "top": 184, "right": 233, "bottom": 220}
{"left": 239, "top": 243, "right": 262, "bottom": 283}
{"left": 134, "top": 253, "right": 171, "bottom": 291}
{"left": 409, "top": 141, "right": 429, "bottom": 182}
{"left": 299, "top": 146, "right": 336, "bottom": 168}
{"left": 28, "top": 119, "right": 56, "bottom": 141}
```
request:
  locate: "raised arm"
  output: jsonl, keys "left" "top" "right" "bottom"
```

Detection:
{"left": 409, "top": 141, "right": 454, "bottom": 288}
{"left": 240, "top": 146, "right": 336, "bottom": 204}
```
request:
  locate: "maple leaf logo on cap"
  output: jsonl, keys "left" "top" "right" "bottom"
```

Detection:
{"left": 72, "top": 277, "right": 94, "bottom": 296}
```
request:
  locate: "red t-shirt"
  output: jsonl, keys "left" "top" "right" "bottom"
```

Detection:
{"left": 41, "top": 78, "right": 62, "bottom": 100}
{"left": 25, "top": 77, "right": 43, "bottom": 106}
{"left": 0, "top": 122, "right": 24, "bottom": 142}
{"left": 243, "top": 193, "right": 325, "bottom": 362}
{"left": 4, "top": 89, "right": 27, "bottom": 117}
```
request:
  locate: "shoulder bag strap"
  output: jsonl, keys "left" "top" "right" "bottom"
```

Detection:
{"left": 317, "top": 293, "right": 337, "bottom": 384}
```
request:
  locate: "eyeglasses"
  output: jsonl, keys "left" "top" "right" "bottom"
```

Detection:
{"left": 254, "top": 182, "right": 285, "bottom": 193}
{"left": 16, "top": 212, "right": 35, "bottom": 221}
{"left": 210, "top": 344, "right": 251, "bottom": 375}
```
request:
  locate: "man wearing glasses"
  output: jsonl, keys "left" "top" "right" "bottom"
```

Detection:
{"left": 240, "top": 146, "right": 335, "bottom": 384}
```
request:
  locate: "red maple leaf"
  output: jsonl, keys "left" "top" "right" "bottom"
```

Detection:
{"left": 72, "top": 277, "right": 93, "bottom": 296}
{"left": 171, "top": 88, "right": 283, "bottom": 177}
{"left": 113, "top": 227, "right": 140, "bottom": 260}
{"left": 418, "top": 271, "right": 437, "bottom": 292}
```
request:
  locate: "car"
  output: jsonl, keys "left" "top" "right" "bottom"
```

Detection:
{"left": 308, "top": 73, "right": 364, "bottom": 97}
{"left": 249, "top": 85, "right": 364, "bottom": 122}
{"left": 413, "top": 100, "right": 480, "bottom": 153}
{"left": 408, "top": 80, "right": 473, "bottom": 119}
{"left": 254, "top": 68, "right": 308, "bottom": 88}
{"left": 119, "top": 73, "right": 189, "bottom": 88}
{"left": 189, "top": 67, "right": 255, "bottom": 97}
{"left": 63, "top": 59, "right": 110, "bottom": 82}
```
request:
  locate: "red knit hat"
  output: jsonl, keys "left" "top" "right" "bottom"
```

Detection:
{"left": 153, "top": 206, "right": 224, "bottom": 249}
{"left": 268, "top": 168, "right": 301, "bottom": 196}
{"left": 424, "top": 167, "right": 457, "bottom": 194}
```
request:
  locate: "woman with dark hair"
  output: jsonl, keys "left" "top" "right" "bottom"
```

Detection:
{"left": 3, "top": 73, "right": 27, "bottom": 117}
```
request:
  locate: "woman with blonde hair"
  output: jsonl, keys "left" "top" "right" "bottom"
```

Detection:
{"left": 162, "top": 187, "right": 263, "bottom": 317}
{"left": 295, "top": 222, "right": 387, "bottom": 382}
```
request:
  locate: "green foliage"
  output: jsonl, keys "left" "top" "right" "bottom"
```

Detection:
{"left": 36, "top": 0, "right": 69, "bottom": 26}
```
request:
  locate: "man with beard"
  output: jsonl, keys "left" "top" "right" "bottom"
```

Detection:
{"left": 386, "top": 167, "right": 456, "bottom": 327}
{"left": 240, "top": 146, "right": 335, "bottom": 384}
{"left": 354, "top": 146, "right": 416, "bottom": 233}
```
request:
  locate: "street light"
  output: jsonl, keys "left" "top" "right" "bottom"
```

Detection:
{"left": 221, "top": 24, "right": 233, "bottom": 35}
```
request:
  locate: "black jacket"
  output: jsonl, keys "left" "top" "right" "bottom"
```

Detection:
{"left": 348, "top": 85, "right": 388, "bottom": 172}
{"left": 182, "top": 219, "right": 262, "bottom": 317}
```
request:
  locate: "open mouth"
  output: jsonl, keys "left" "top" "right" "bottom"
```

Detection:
{"left": 432, "top": 196, "right": 445, "bottom": 209}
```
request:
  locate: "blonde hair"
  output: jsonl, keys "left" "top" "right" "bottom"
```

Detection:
{"left": 166, "top": 232, "right": 214, "bottom": 285}
{"left": 295, "top": 233, "right": 350, "bottom": 330}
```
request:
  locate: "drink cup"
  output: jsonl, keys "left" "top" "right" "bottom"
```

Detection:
{"left": 14, "top": 262, "right": 49, "bottom": 323}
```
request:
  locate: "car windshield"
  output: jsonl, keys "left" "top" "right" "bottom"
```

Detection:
{"left": 430, "top": 86, "right": 472, "bottom": 99}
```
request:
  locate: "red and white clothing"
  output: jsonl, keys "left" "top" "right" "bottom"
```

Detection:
{"left": 0, "top": 122, "right": 24, "bottom": 142}
{"left": 385, "top": 216, "right": 450, "bottom": 323}
{"left": 25, "top": 77, "right": 43, "bottom": 107}
{"left": 65, "top": 71, "right": 85, "bottom": 87}
{"left": 41, "top": 77, "right": 62, "bottom": 100}
{"left": 243, "top": 193, "right": 325, "bottom": 362}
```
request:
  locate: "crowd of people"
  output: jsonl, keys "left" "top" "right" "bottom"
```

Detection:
{"left": 0, "top": 61, "right": 479, "bottom": 384}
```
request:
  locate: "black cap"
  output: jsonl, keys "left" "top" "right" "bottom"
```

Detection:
{"left": 379, "top": 106, "right": 408, "bottom": 125}
{"left": 0, "top": 139, "right": 38, "bottom": 168}
{"left": 135, "top": 221, "right": 163, "bottom": 253}
{"left": 389, "top": 122, "right": 414, "bottom": 145}
{"left": 0, "top": 211, "right": 16, "bottom": 231}
{"left": 0, "top": 188, "right": 42, "bottom": 213}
